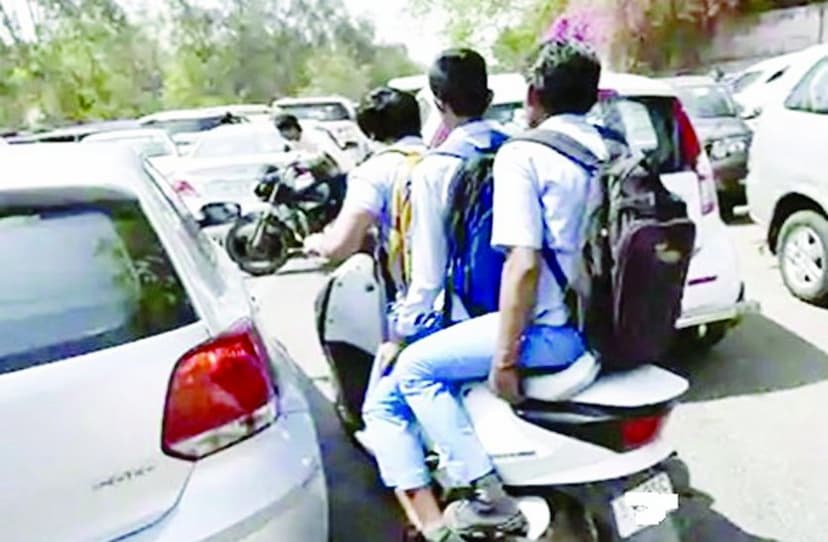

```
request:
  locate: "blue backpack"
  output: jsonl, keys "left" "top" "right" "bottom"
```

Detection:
{"left": 436, "top": 128, "right": 510, "bottom": 322}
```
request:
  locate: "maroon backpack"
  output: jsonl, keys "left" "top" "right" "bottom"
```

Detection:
{"left": 510, "top": 128, "right": 697, "bottom": 367}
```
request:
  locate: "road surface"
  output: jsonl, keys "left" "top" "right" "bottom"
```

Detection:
{"left": 249, "top": 219, "right": 827, "bottom": 542}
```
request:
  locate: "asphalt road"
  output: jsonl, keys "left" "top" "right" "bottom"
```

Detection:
{"left": 249, "top": 218, "right": 828, "bottom": 542}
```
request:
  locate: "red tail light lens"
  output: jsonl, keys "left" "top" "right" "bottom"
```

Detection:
{"left": 620, "top": 415, "right": 666, "bottom": 451}
{"left": 674, "top": 101, "right": 718, "bottom": 215}
{"left": 162, "top": 320, "right": 278, "bottom": 460}
{"left": 172, "top": 180, "right": 198, "bottom": 197}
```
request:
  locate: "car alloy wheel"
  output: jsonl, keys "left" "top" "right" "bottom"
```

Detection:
{"left": 777, "top": 210, "right": 828, "bottom": 306}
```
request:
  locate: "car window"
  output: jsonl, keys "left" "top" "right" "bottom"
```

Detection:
{"left": 590, "top": 95, "right": 684, "bottom": 174}
{"left": 192, "top": 129, "right": 288, "bottom": 157}
{"left": 0, "top": 192, "right": 198, "bottom": 374}
{"left": 785, "top": 57, "right": 828, "bottom": 115}
{"left": 278, "top": 103, "right": 351, "bottom": 122}
{"left": 484, "top": 102, "right": 524, "bottom": 124}
{"left": 675, "top": 85, "right": 737, "bottom": 118}
{"left": 144, "top": 116, "right": 230, "bottom": 136}
{"left": 142, "top": 163, "right": 226, "bottom": 282}
{"left": 732, "top": 71, "right": 762, "bottom": 93}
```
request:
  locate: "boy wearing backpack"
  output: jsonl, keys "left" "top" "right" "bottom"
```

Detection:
{"left": 361, "top": 49, "right": 517, "bottom": 542}
{"left": 303, "top": 86, "right": 425, "bottom": 297}
{"left": 361, "top": 41, "right": 610, "bottom": 541}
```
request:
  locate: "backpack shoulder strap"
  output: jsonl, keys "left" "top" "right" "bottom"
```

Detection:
{"left": 510, "top": 129, "right": 601, "bottom": 173}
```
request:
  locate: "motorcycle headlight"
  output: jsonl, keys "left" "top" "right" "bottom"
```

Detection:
{"left": 727, "top": 137, "right": 747, "bottom": 154}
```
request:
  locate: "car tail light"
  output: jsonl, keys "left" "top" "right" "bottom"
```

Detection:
{"left": 162, "top": 320, "right": 278, "bottom": 461}
{"left": 172, "top": 180, "right": 199, "bottom": 197}
{"left": 674, "top": 101, "right": 718, "bottom": 215}
{"left": 620, "top": 414, "right": 667, "bottom": 451}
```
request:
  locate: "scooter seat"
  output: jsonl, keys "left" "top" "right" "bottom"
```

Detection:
{"left": 522, "top": 352, "right": 601, "bottom": 402}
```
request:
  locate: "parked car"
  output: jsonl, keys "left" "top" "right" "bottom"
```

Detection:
{"left": 388, "top": 74, "right": 428, "bottom": 94}
{"left": 746, "top": 44, "right": 828, "bottom": 306}
{"left": 420, "top": 71, "right": 758, "bottom": 351}
{"left": 0, "top": 143, "right": 327, "bottom": 542}
{"left": 729, "top": 51, "right": 800, "bottom": 128}
{"left": 82, "top": 128, "right": 180, "bottom": 175}
{"left": 418, "top": 72, "right": 528, "bottom": 145}
{"left": 139, "top": 105, "right": 269, "bottom": 155}
{"left": 663, "top": 75, "right": 753, "bottom": 220}
{"left": 272, "top": 96, "right": 370, "bottom": 161}
{"left": 4, "top": 120, "right": 141, "bottom": 144}
{"left": 168, "top": 123, "right": 305, "bottom": 218}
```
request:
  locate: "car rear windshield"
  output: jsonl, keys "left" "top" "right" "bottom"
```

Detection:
{"left": 0, "top": 191, "right": 197, "bottom": 374}
{"left": 590, "top": 95, "right": 685, "bottom": 174}
{"left": 144, "top": 116, "right": 226, "bottom": 135}
{"left": 674, "top": 85, "right": 736, "bottom": 118}
{"left": 192, "top": 129, "right": 288, "bottom": 157}
{"left": 278, "top": 103, "right": 350, "bottom": 122}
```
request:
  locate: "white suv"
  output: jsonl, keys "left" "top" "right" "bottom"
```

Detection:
{"left": 419, "top": 72, "right": 759, "bottom": 352}
{"left": 0, "top": 144, "right": 327, "bottom": 542}
{"left": 746, "top": 44, "right": 828, "bottom": 305}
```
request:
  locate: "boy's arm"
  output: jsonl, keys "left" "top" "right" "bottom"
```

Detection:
{"left": 489, "top": 146, "right": 544, "bottom": 400}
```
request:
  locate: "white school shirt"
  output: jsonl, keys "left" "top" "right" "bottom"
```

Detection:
{"left": 490, "top": 113, "right": 608, "bottom": 326}
{"left": 391, "top": 120, "right": 504, "bottom": 339}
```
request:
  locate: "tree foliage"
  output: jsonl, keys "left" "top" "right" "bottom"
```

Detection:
{"left": 0, "top": 0, "right": 422, "bottom": 130}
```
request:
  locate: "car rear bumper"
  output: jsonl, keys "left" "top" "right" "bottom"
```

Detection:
{"left": 122, "top": 411, "right": 327, "bottom": 542}
{"left": 676, "top": 221, "right": 760, "bottom": 328}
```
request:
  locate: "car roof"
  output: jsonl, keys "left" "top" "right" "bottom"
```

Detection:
{"left": 83, "top": 128, "right": 172, "bottom": 141}
{"left": 0, "top": 143, "right": 151, "bottom": 195}
{"left": 140, "top": 105, "right": 269, "bottom": 122}
{"left": 273, "top": 96, "right": 352, "bottom": 106}
{"left": 388, "top": 75, "right": 428, "bottom": 92}
{"left": 198, "top": 123, "right": 281, "bottom": 137}
{"left": 658, "top": 75, "right": 719, "bottom": 87}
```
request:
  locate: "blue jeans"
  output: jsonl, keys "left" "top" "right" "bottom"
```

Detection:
{"left": 361, "top": 312, "right": 586, "bottom": 491}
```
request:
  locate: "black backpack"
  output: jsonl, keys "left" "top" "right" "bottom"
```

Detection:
{"left": 511, "top": 128, "right": 697, "bottom": 367}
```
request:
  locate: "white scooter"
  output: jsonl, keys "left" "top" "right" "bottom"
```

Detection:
{"left": 314, "top": 253, "right": 689, "bottom": 541}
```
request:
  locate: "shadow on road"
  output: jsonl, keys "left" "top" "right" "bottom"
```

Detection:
{"left": 665, "top": 458, "right": 778, "bottom": 542}
{"left": 666, "top": 314, "right": 828, "bottom": 403}
{"left": 295, "top": 366, "right": 406, "bottom": 542}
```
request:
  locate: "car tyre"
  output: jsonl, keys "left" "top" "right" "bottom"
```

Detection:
{"left": 777, "top": 210, "right": 828, "bottom": 306}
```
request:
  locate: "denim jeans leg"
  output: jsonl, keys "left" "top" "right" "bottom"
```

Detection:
{"left": 361, "top": 373, "right": 431, "bottom": 490}
{"left": 393, "top": 312, "right": 586, "bottom": 487}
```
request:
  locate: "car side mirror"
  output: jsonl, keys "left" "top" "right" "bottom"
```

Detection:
{"left": 199, "top": 202, "right": 241, "bottom": 227}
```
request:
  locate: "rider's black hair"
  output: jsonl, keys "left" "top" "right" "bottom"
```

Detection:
{"left": 428, "top": 48, "right": 491, "bottom": 118}
{"left": 356, "top": 87, "right": 421, "bottom": 143}
{"left": 525, "top": 39, "right": 602, "bottom": 116}
{"left": 274, "top": 113, "right": 302, "bottom": 132}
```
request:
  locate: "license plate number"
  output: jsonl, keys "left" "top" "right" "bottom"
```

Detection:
{"left": 611, "top": 472, "right": 677, "bottom": 539}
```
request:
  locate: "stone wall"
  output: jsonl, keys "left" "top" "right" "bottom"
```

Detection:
{"left": 710, "top": 2, "right": 827, "bottom": 71}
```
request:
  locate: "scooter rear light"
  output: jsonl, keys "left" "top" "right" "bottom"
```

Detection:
{"left": 620, "top": 414, "right": 667, "bottom": 451}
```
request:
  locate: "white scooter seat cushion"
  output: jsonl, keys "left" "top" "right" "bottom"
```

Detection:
{"left": 522, "top": 352, "right": 601, "bottom": 402}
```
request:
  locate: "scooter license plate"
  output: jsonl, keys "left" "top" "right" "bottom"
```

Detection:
{"left": 610, "top": 472, "right": 677, "bottom": 539}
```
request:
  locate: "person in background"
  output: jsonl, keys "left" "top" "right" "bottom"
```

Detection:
{"left": 275, "top": 111, "right": 355, "bottom": 172}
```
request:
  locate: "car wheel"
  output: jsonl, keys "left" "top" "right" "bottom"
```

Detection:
{"left": 777, "top": 210, "right": 828, "bottom": 306}
{"left": 673, "top": 321, "right": 729, "bottom": 356}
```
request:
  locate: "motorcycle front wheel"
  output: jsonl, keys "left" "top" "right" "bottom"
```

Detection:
{"left": 225, "top": 213, "right": 293, "bottom": 276}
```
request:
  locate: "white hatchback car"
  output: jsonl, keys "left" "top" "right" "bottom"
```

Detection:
{"left": 419, "top": 72, "right": 759, "bottom": 351}
{"left": 0, "top": 144, "right": 327, "bottom": 542}
{"left": 746, "top": 44, "right": 828, "bottom": 306}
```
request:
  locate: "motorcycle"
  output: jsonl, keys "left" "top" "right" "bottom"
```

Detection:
{"left": 314, "top": 253, "right": 690, "bottom": 542}
{"left": 224, "top": 157, "right": 346, "bottom": 276}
